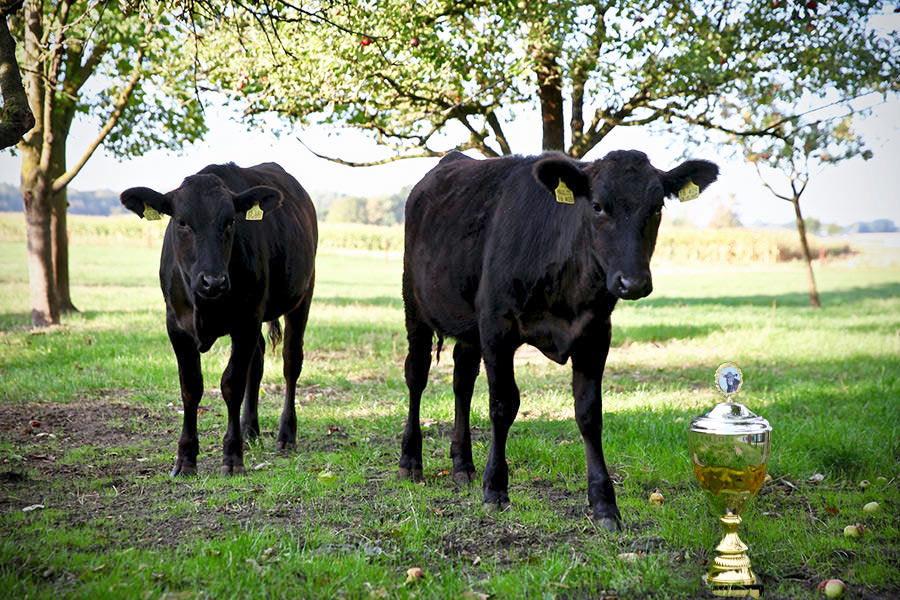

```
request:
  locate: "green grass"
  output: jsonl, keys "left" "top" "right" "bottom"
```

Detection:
{"left": 0, "top": 239, "right": 898, "bottom": 599}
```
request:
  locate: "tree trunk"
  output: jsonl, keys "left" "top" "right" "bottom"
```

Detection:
{"left": 22, "top": 167, "right": 59, "bottom": 327}
{"left": 0, "top": 12, "right": 36, "bottom": 150}
{"left": 535, "top": 47, "right": 565, "bottom": 152}
{"left": 49, "top": 130, "right": 77, "bottom": 313}
{"left": 51, "top": 186, "right": 77, "bottom": 313}
{"left": 19, "top": 0, "right": 59, "bottom": 327}
{"left": 792, "top": 195, "right": 821, "bottom": 308}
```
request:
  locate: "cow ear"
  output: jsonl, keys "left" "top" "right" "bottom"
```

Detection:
{"left": 120, "top": 187, "right": 173, "bottom": 219}
{"left": 661, "top": 160, "right": 719, "bottom": 201}
{"left": 532, "top": 155, "right": 591, "bottom": 204}
{"left": 233, "top": 185, "right": 283, "bottom": 220}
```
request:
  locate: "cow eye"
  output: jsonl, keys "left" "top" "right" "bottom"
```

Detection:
{"left": 591, "top": 201, "right": 605, "bottom": 215}
{"left": 176, "top": 218, "right": 189, "bottom": 230}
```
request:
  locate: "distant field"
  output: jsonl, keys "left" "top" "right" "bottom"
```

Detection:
{"left": 0, "top": 212, "right": 876, "bottom": 265}
{"left": 0, "top": 230, "right": 898, "bottom": 598}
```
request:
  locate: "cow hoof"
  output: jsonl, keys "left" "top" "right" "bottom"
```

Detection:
{"left": 452, "top": 470, "right": 477, "bottom": 484}
{"left": 276, "top": 440, "right": 296, "bottom": 452}
{"left": 398, "top": 466, "right": 423, "bottom": 482}
{"left": 220, "top": 464, "right": 246, "bottom": 476}
{"left": 170, "top": 460, "right": 197, "bottom": 477}
{"left": 482, "top": 500, "right": 511, "bottom": 513}
{"left": 592, "top": 515, "right": 623, "bottom": 533}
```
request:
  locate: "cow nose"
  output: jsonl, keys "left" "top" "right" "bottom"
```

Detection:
{"left": 197, "top": 272, "right": 229, "bottom": 298}
{"left": 612, "top": 272, "right": 652, "bottom": 300}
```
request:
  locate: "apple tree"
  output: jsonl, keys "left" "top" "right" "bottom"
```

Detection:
{"left": 10, "top": 0, "right": 206, "bottom": 327}
{"left": 188, "top": 1, "right": 897, "bottom": 164}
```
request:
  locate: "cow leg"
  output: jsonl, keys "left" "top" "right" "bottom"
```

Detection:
{"left": 571, "top": 319, "right": 621, "bottom": 532}
{"left": 399, "top": 318, "right": 433, "bottom": 481}
{"left": 167, "top": 317, "right": 203, "bottom": 477}
{"left": 220, "top": 331, "right": 257, "bottom": 475}
{"left": 450, "top": 340, "right": 480, "bottom": 483}
{"left": 278, "top": 293, "right": 313, "bottom": 451}
{"left": 240, "top": 332, "right": 265, "bottom": 442}
{"left": 480, "top": 331, "right": 519, "bottom": 510}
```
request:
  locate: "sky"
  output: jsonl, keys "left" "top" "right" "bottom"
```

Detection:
{"left": 1, "top": 95, "right": 898, "bottom": 228}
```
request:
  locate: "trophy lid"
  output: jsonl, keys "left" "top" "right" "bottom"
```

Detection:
{"left": 689, "top": 401, "right": 772, "bottom": 436}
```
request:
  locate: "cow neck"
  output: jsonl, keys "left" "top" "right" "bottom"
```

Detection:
{"left": 553, "top": 214, "right": 613, "bottom": 312}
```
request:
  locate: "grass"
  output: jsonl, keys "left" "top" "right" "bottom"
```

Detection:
{"left": 0, "top": 237, "right": 898, "bottom": 599}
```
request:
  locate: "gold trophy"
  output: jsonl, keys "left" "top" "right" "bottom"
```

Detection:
{"left": 687, "top": 363, "right": 771, "bottom": 598}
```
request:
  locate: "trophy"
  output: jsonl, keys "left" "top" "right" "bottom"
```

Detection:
{"left": 687, "top": 363, "right": 772, "bottom": 598}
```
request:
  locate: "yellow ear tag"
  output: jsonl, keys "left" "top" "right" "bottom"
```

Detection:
{"left": 678, "top": 181, "right": 700, "bottom": 202}
{"left": 245, "top": 203, "right": 264, "bottom": 221}
{"left": 143, "top": 204, "right": 161, "bottom": 221}
{"left": 555, "top": 180, "right": 575, "bottom": 204}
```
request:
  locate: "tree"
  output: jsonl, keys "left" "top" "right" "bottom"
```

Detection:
{"left": 191, "top": 1, "right": 897, "bottom": 165}
{"left": 0, "top": 1, "right": 34, "bottom": 150}
{"left": 11, "top": 0, "right": 206, "bottom": 326}
{"left": 740, "top": 116, "right": 873, "bottom": 307}
{"left": 325, "top": 195, "right": 367, "bottom": 223}
{"left": 681, "top": 1, "right": 898, "bottom": 307}
{"left": 708, "top": 197, "right": 741, "bottom": 229}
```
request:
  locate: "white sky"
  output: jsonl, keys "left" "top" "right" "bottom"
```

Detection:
{"left": 1, "top": 96, "right": 898, "bottom": 228}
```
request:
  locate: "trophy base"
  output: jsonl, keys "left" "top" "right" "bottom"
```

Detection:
{"left": 707, "top": 579, "right": 763, "bottom": 598}
{"left": 705, "top": 513, "right": 763, "bottom": 597}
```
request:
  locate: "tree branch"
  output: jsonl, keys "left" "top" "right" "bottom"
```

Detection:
{"left": 51, "top": 46, "right": 145, "bottom": 192}
{"left": 295, "top": 135, "right": 446, "bottom": 166}
{"left": 454, "top": 113, "right": 500, "bottom": 157}
{"left": 0, "top": 9, "right": 35, "bottom": 149}
{"left": 485, "top": 110, "right": 511, "bottom": 155}
{"left": 567, "top": 85, "right": 659, "bottom": 158}
{"left": 38, "top": 1, "right": 72, "bottom": 174}
{"left": 752, "top": 161, "right": 792, "bottom": 202}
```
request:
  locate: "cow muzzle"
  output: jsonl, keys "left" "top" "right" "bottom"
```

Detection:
{"left": 610, "top": 271, "right": 652, "bottom": 300}
{"left": 195, "top": 271, "right": 230, "bottom": 299}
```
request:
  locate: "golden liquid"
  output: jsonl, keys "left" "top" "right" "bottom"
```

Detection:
{"left": 693, "top": 463, "right": 767, "bottom": 496}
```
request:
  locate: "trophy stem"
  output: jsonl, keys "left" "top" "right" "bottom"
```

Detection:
{"left": 707, "top": 513, "right": 763, "bottom": 598}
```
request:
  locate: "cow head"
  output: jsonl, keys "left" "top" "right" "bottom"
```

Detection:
{"left": 534, "top": 150, "right": 718, "bottom": 300}
{"left": 120, "top": 174, "right": 282, "bottom": 301}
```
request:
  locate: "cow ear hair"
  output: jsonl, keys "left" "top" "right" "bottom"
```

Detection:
{"left": 532, "top": 155, "right": 591, "bottom": 202}
{"left": 120, "top": 187, "right": 173, "bottom": 218}
{"left": 233, "top": 185, "right": 283, "bottom": 218}
{"left": 661, "top": 159, "right": 719, "bottom": 199}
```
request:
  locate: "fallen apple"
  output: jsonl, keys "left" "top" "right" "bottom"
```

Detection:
{"left": 863, "top": 501, "right": 880, "bottom": 515}
{"left": 818, "top": 579, "right": 845, "bottom": 598}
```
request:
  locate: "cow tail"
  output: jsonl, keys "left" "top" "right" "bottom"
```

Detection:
{"left": 434, "top": 332, "right": 444, "bottom": 364}
{"left": 267, "top": 319, "right": 283, "bottom": 354}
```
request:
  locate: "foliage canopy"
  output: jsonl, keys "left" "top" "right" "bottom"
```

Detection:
{"left": 188, "top": 0, "right": 899, "bottom": 162}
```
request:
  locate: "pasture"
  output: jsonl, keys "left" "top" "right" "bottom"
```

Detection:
{"left": 0, "top": 231, "right": 898, "bottom": 599}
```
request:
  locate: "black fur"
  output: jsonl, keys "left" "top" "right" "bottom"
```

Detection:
{"left": 399, "top": 150, "right": 718, "bottom": 530}
{"left": 120, "top": 162, "right": 317, "bottom": 476}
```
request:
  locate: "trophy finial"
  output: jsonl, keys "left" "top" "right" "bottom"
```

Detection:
{"left": 715, "top": 362, "right": 743, "bottom": 397}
